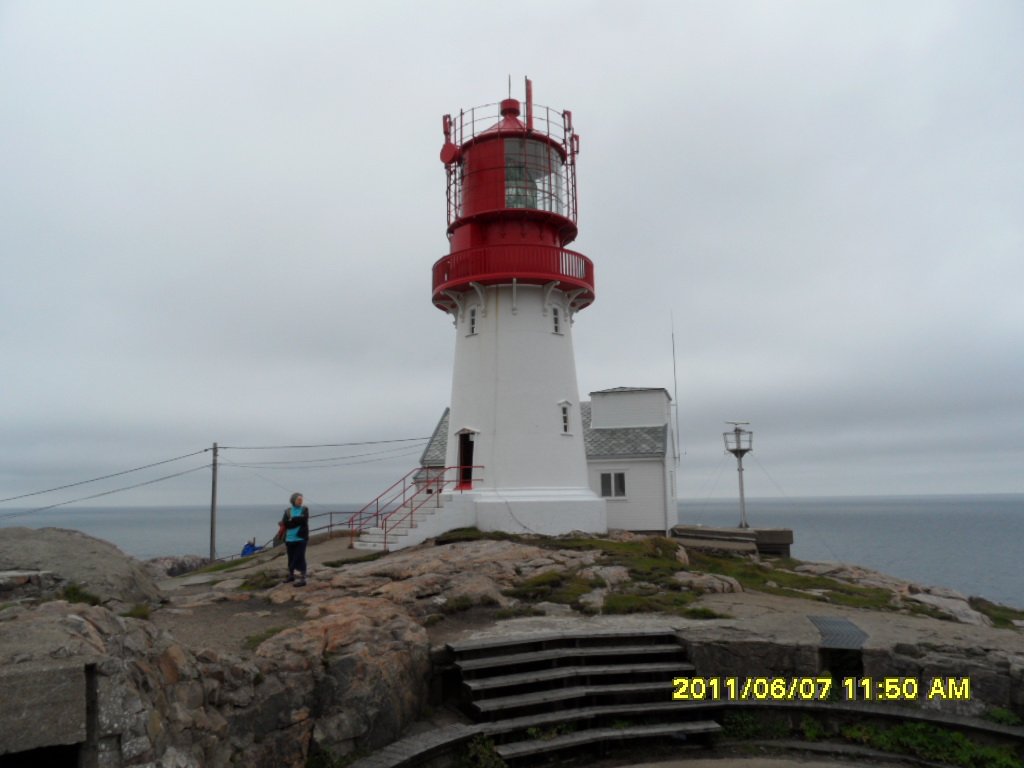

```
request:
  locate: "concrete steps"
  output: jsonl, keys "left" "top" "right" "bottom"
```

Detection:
{"left": 446, "top": 629, "right": 720, "bottom": 764}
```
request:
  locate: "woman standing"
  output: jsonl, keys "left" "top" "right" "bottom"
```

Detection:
{"left": 281, "top": 492, "right": 309, "bottom": 586}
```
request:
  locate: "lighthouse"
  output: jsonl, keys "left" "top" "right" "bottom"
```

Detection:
{"left": 433, "top": 81, "right": 607, "bottom": 535}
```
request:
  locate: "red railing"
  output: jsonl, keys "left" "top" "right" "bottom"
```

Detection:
{"left": 347, "top": 466, "right": 484, "bottom": 551}
{"left": 432, "top": 244, "right": 594, "bottom": 309}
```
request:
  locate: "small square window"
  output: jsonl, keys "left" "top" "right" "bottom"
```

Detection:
{"left": 600, "top": 472, "right": 626, "bottom": 498}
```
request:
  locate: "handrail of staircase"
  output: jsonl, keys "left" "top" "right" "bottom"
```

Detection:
{"left": 377, "top": 466, "right": 484, "bottom": 551}
{"left": 347, "top": 465, "right": 484, "bottom": 550}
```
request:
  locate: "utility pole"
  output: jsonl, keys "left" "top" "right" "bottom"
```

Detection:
{"left": 209, "top": 442, "right": 218, "bottom": 560}
{"left": 723, "top": 422, "right": 753, "bottom": 529}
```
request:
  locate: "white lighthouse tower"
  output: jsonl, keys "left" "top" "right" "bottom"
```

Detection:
{"left": 433, "top": 82, "right": 606, "bottom": 535}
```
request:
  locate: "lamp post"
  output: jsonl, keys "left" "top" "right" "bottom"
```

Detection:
{"left": 723, "top": 422, "right": 753, "bottom": 529}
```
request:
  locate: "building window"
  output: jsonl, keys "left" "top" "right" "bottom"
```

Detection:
{"left": 552, "top": 306, "right": 561, "bottom": 334}
{"left": 468, "top": 307, "right": 477, "bottom": 335}
{"left": 600, "top": 472, "right": 626, "bottom": 498}
{"left": 561, "top": 404, "right": 570, "bottom": 433}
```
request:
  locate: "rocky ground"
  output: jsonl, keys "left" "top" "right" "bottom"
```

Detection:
{"left": 2, "top": 526, "right": 1023, "bottom": 767}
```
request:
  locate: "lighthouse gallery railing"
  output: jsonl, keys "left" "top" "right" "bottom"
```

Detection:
{"left": 432, "top": 243, "right": 594, "bottom": 304}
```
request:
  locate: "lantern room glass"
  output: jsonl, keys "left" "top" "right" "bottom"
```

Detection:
{"left": 504, "top": 138, "right": 566, "bottom": 216}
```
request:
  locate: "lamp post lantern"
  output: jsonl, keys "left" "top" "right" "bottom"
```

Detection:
{"left": 723, "top": 422, "right": 753, "bottom": 529}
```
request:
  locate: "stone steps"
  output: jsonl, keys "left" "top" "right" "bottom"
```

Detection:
{"left": 446, "top": 629, "right": 720, "bottom": 764}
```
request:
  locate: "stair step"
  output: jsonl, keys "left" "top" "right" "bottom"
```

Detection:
{"left": 449, "top": 629, "right": 680, "bottom": 658}
{"left": 479, "top": 701, "right": 718, "bottom": 738}
{"left": 456, "top": 643, "right": 687, "bottom": 674}
{"left": 474, "top": 681, "right": 673, "bottom": 715}
{"left": 495, "top": 720, "right": 722, "bottom": 760}
{"left": 466, "top": 662, "right": 691, "bottom": 693}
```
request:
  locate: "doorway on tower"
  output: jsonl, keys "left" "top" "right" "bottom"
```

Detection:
{"left": 456, "top": 430, "right": 476, "bottom": 489}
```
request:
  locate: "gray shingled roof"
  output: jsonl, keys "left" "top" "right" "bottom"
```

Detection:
{"left": 420, "top": 403, "right": 666, "bottom": 466}
{"left": 580, "top": 402, "right": 668, "bottom": 458}
{"left": 420, "top": 407, "right": 449, "bottom": 467}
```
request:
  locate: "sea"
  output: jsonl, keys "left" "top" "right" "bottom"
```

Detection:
{"left": 2, "top": 494, "right": 1021, "bottom": 610}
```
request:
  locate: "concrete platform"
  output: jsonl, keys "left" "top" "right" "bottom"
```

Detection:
{"left": 672, "top": 525, "right": 793, "bottom": 557}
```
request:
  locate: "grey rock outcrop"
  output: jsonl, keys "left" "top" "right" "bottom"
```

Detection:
{"left": 0, "top": 527, "right": 162, "bottom": 608}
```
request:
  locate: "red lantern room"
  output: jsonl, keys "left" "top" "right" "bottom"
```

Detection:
{"left": 433, "top": 81, "right": 595, "bottom": 313}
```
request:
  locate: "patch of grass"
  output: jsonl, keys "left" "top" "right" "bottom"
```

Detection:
{"left": 60, "top": 583, "right": 101, "bottom": 606}
{"left": 240, "top": 571, "right": 279, "bottom": 591}
{"left": 323, "top": 551, "right": 385, "bottom": 567}
{"left": 306, "top": 746, "right": 369, "bottom": 768}
{"left": 525, "top": 723, "right": 573, "bottom": 740}
{"left": 441, "top": 595, "right": 475, "bottom": 614}
{"left": 120, "top": 603, "right": 151, "bottom": 620}
{"left": 841, "top": 721, "right": 1020, "bottom": 768}
{"left": 196, "top": 557, "right": 256, "bottom": 574}
{"left": 602, "top": 590, "right": 724, "bottom": 619}
{"left": 982, "top": 707, "right": 1023, "bottom": 727}
{"left": 502, "top": 569, "right": 603, "bottom": 607}
{"left": 423, "top": 613, "right": 446, "bottom": 627}
{"left": 495, "top": 605, "right": 546, "bottom": 620}
{"left": 721, "top": 711, "right": 789, "bottom": 740}
{"left": 969, "top": 597, "right": 1024, "bottom": 629}
{"left": 456, "top": 735, "right": 508, "bottom": 768}
{"left": 435, "top": 527, "right": 524, "bottom": 546}
{"left": 800, "top": 715, "right": 827, "bottom": 741}
{"left": 687, "top": 551, "right": 898, "bottom": 611}
{"left": 243, "top": 626, "right": 286, "bottom": 651}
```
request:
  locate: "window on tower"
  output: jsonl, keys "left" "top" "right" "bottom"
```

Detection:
{"left": 468, "top": 306, "right": 477, "bottom": 335}
{"left": 552, "top": 306, "right": 561, "bottom": 334}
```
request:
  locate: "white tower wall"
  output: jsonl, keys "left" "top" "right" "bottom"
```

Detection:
{"left": 443, "top": 283, "right": 606, "bottom": 535}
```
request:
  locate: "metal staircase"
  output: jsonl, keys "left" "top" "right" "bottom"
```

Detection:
{"left": 349, "top": 465, "right": 482, "bottom": 551}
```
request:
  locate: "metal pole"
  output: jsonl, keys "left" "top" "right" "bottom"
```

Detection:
{"left": 736, "top": 452, "right": 748, "bottom": 529}
{"left": 209, "top": 442, "right": 218, "bottom": 560}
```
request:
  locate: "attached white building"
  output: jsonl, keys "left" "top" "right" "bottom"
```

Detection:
{"left": 418, "top": 386, "right": 677, "bottom": 535}
{"left": 583, "top": 387, "right": 677, "bottom": 534}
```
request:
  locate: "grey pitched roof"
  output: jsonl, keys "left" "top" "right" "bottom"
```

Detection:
{"left": 590, "top": 387, "right": 671, "bottom": 397}
{"left": 420, "top": 407, "right": 449, "bottom": 467}
{"left": 580, "top": 402, "right": 668, "bottom": 459}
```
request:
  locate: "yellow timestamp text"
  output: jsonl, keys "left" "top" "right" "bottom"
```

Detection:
{"left": 671, "top": 676, "right": 971, "bottom": 702}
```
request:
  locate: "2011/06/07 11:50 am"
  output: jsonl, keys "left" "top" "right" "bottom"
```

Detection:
{"left": 672, "top": 676, "right": 971, "bottom": 702}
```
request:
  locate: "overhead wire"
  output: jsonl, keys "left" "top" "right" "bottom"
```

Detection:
{"left": 0, "top": 464, "right": 211, "bottom": 520}
{"left": 220, "top": 437, "right": 430, "bottom": 450}
{"left": 225, "top": 442, "right": 427, "bottom": 468}
{"left": 0, "top": 448, "right": 211, "bottom": 504}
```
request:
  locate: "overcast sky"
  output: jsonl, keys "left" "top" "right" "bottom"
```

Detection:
{"left": 2, "top": 1, "right": 1022, "bottom": 515}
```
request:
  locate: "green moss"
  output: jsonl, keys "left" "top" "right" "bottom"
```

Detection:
{"left": 495, "top": 605, "right": 546, "bottom": 620}
{"left": 721, "top": 711, "right": 789, "bottom": 740}
{"left": 982, "top": 707, "right": 1023, "bottom": 727}
{"left": 687, "top": 551, "right": 902, "bottom": 611}
{"left": 441, "top": 595, "right": 475, "bottom": 614}
{"left": 456, "top": 736, "right": 508, "bottom": 768}
{"left": 602, "top": 590, "right": 724, "bottom": 619}
{"left": 502, "top": 569, "right": 602, "bottom": 607}
{"left": 969, "top": 597, "right": 1024, "bottom": 629}
{"left": 243, "top": 626, "right": 286, "bottom": 651}
{"left": 120, "top": 603, "right": 151, "bottom": 620}
{"left": 240, "top": 571, "right": 279, "bottom": 591}
{"left": 323, "top": 551, "right": 385, "bottom": 567}
{"left": 60, "top": 583, "right": 101, "bottom": 606}
{"left": 436, "top": 527, "right": 523, "bottom": 545}
{"left": 196, "top": 557, "right": 256, "bottom": 574}
{"left": 841, "top": 721, "right": 1020, "bottom": 768}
